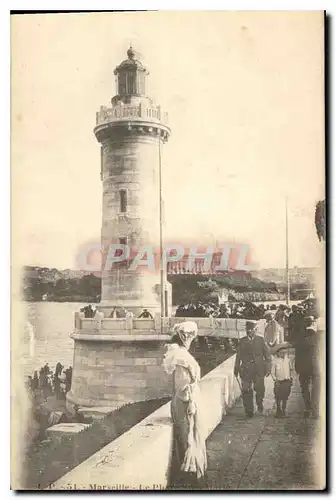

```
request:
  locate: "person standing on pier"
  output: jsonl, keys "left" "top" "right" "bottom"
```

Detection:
{"left": 264, "top": 312, "right": 284, "bottom": 347}
{"left": 163, "top": 321, "right": 207, "bottom": 488}
{"left": 288, "top": 305, "right": 305, "bottom": 344}
{"left": 234, "top": 320, "right": 272, "bottom": 418}
{"left": 270, "top": 343, "right": 294, "bottom": 418}
{"left": 138, "top": 308, "right": 153, "bottom": 319}
{"left": 65, "top": 366, "right": 72, "bottom": 392}
{"left": 32, "top": 371, "right": 39, "bottom": 391}
{"left": 294, "top": 316, "right": 321, "bottom": 419}
{"left": 275, "top": 305, "right": 289, "bottom": 340}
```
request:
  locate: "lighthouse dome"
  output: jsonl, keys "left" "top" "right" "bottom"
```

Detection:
{"left": 113, "top": 46, "right": 149, "bottom": 100}
{"left": 114, "top": 46, "right": 147, "bottom": 73}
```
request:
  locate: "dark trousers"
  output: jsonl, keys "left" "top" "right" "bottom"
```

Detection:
{"left": 241, "top": 375, "right": 265, "bottom": 414}
{"left": 274, "top": 379, "right": 292, "bottom": 409}
{"left": 299, "top": 373, "right": 320, "bottom": 413}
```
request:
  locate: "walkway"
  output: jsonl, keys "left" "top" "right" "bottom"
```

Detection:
{"left": 205, "top": 374, "right": 324, "bottom": 490}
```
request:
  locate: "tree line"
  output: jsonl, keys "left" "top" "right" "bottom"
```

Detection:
{"left": 21, "top": 266, "right": 298, "bottom": 304}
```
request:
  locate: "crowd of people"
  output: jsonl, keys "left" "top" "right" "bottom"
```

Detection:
{"left": 175, "top": 299, "right": 318, "bottom": 328}
{"left": 25, "top": 362, "right": 81, "bottom": 442}
{"left": 81, "top": 304, "right": 153, "bottom": 319}
{"left": 109, "top": 306, "right": 153, "bottom": 319}
{"left": 175, "top": 301, "right": 266, "bottom": 319}
{"left": 163, "top": 312, "right": 322, "bottom": 487}
{"left": 26, "top": 362, "right": 72, "bottom": 400}
{"left": 234, "top": 314, "right": 321, "bottom": 420}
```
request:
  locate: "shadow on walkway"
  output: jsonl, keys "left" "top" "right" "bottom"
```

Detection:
{"left": 205, "top": 374, "right": 324, "bottom": 490}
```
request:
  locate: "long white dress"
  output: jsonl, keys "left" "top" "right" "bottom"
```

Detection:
{"left": 163, "top": 344, "right": 207, "bottom": 483}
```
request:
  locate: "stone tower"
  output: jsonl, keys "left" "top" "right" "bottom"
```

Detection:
{"left": 66, "top": 48, "right": 174, "bottom": 412}
{"left": 94, "top": 47, "right": 171, "bottom": 316}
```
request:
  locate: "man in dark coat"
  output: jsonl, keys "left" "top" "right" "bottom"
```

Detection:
{"left": 234, "top": 320, "right": 272, "bottom": 418}
{"left": 294, "top": 316, "right": 321, "bottom": 418}
{"left": 287, "top": 305, "right": 305, "bottom": 344}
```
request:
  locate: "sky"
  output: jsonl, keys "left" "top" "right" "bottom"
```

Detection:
{"left": 11, "top": 11, "right": 325, "bottom": 271}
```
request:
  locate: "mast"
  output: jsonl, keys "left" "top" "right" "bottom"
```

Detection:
{"left": 159, "top": 137, "right": 164, "bottom": 330}
{"left": 285, "top": 197, "right": 290, "bottom": 305}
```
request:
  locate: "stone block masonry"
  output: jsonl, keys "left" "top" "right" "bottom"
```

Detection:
{"left": 94, "top": 48, "right": 171, "bottom": 316}
{"left": 46, "top": 423, "right": 92, "bottom": 439}
{"left": 68, "top": 314, "right": 266, "bottom": 410}
{"left": 67, "top": 339, "right": 172, "bottom": 410}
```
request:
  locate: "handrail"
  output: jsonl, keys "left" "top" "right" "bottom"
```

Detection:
{"left": 96, "top": 104, "right": 169, "bottom": 126}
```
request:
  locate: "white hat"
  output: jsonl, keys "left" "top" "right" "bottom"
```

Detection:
{"left": 172, "top": 321, "right": 198, "bottom": 346}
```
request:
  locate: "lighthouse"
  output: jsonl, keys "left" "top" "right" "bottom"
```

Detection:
{"left": 94, "top": 47, "right": 171, "bottom": 316}
{"left": 66, "top": 48, "right": 173, "bottom": 412}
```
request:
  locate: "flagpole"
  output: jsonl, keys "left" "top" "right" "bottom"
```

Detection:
{"left": 158, "top": 137, "right": 164, "bottom": 331}
{"left": 285, "top": 197, "right": 290, "bottom": 306}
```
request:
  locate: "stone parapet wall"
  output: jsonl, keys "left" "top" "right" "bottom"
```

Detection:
{"left": 68, "top": 314, "right": 265, "bottom": 409}
{"left": 74, "top": 312, "right": 266, "bottom": 339}
{"left": 53, "top": 355, "right": 240, "bottom": 490}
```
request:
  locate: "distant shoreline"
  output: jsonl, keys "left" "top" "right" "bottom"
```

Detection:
{"left": 23, "top": 298, "right": 300, "bottom": 305}
{"left": 24, "top": 298, "right": 99, "bottom": 303}
{"left": 22, "top": 265, "right": 314, "bottom": 304}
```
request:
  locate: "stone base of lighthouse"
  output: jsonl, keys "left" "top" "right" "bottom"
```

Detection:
{"left": 98, "top": 278, "right": 173, "bottom": 318}
{"left": 66, "top": 336, "right": 172, "bottom": 413}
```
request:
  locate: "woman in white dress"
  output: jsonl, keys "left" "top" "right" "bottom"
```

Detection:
{"left": 163, "top": 321, "right": 207, "bottom": 488}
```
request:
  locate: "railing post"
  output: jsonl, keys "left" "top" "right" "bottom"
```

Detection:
{"left": 75, "top": 312, "right": 82, "bottom": 330}
{"left": 78, "top": 312, "right": 85, "bottom": 331}
{"left": 154, "top": 313, "right": 161, "bottom": 333}
{"left": 126, "top": 316, "right": 133, "bottom": 331}
{"left": 94, "top": 311, "right": 104, "bottom": 332}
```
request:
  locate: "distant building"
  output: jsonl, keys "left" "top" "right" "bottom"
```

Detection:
{"left": 167, "top": 252, "right": 227, "bottom": 275}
